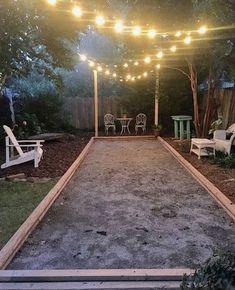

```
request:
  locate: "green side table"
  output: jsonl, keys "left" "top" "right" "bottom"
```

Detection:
{"left": 171, "top": 115, "right": 192, "bottom": 140}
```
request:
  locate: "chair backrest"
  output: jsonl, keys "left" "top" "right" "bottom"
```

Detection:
{"left": 227, "top": 123, "right": 235, "bottom": 133}
{"left": 136, "top": 113, "right": 147, "bottom": 125}
{"left": 104, "top": 114, "right": 115, "bottom": 125}
{"left": 3, "top": 125, "right": 24, "bottom": 156}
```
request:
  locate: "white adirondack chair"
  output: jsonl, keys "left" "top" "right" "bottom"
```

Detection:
{"left": 213, "top": 123, "right": 235, "bottom": 155}
{"left": 1, "top": 125, "right": 44, "bottom": 169}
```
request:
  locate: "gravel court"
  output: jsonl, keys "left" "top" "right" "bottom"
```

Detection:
{"left": 9, "top": 139, "right": 235, "bottom": 269}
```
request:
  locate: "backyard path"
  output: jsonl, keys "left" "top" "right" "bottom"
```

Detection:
{"left": 9, "top": 139, "right": 235, "bottom": 269}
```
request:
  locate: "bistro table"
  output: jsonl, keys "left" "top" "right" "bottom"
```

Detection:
{"left": 116, "top": 118, "right": 133, "bottom": 135}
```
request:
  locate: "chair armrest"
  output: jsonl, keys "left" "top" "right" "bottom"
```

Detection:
{"left": 17, "top": 140, "right": 45, "bottom": 143}
{"left": 214, "top": 130, "right": 226, "bottom": 140}
{"left": 6, "top": 144, "right": 43, "bottom": 148}
{"left": 229, "top": 133, "right": 235, "bottom": 143}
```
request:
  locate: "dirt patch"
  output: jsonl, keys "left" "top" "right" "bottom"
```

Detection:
{"left": 164, "top": 137, "right": 235, "bottom": 203}
{"left": 8, "top": 139, "right": 235, "bottom": 270}
{"left": 0, "top": 134, "right": 91, "bottom": 178}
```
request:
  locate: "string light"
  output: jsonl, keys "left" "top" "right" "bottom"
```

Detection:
{"left": 137, "top": 75, "right": 141, "bottom": 79}
{"left": 134, "top": 61, "right": 139, "bottom": 66}
{"left": 123, "top": 63, "right": 129, "bottom": 68}
{"left": 198, "top": 25, "right": 207, "bottom": 34}
{"left": 47, "top": 0, "right": 56, "bottom": 5}
{"left": 156, "top": 51, "right": 163, "bottom": 59}
{"left": 126, "top": 74, "right": 131, "bottom": 80}
{"left": 132, "top": 26, "right": 141, "bottom": 36}
{"left": 72, "top": 6, "right": 82, "bottom": 17}
{"left": 175, "top": 31, "right": 182, "bottom": 37}
{"left": 114, "top": 21, "right": 124, "bottom": 33}
{"left": 112, "top": 73, "right": 117, "bottom": 77}
{"left": 144, "top": 56, "right": 151, "bottom": 63}
{"left": 131, "top": 77, "right": 136, "bottom": 81}
{"left": 184, "top": 36, "right": 191, "bottom": 44}
{"left": 80, "top": 54, "right": 87, "bottom": 61}
{"left": 143, "top": 72, "right": 148, "bottom": 77}
{"left": 105, "top": 70, "right": 110, "bottom": 75}
{"left": 97, "top": 65, "right": 103, "bottom": 72}
{"left": 170, "top": 45, "right": 177, "bottom": 52}
{"left": 89, "top": 61, "right": 95, "bottom": 67}
{"left": 147, "top": 29, "right": 157, "bottom": 39}
{"left": 156, "top": 63, "right": 161, "bottom": 69}
{"left": 96, "top": 16, "right": 105, "bottom": 26}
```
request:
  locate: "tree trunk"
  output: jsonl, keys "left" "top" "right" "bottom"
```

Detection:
{"left": 187, "top": 60, "right": 201, "bottom": 137}
{"left": 202, "top": 68, "right": 218, "bottom": 137}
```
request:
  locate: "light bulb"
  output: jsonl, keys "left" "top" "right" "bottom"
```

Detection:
{"left": 132, "top": 26, "right": 141, "bottom": 36}
{"left": 170, "top": 45, "right": 177, "bottom": 52}
{"left": 97, "top": 66, "right": 102, "bottom": 72}
{"left": 144, "top": 56, "right": 151, "bottom": 63}
{"left": 184, "top": 36, "right": 191, "bottom": 44}
{"left": 198, "top": 25, "right": 207, "bottom": 34}
{"left": 123, "top": 63, "right": 128, "bottom": 68}
{"left": 72, "top": 6, "right": 82, "bottom": 17}
{"left": 134, "top": 61, "right": 139, "bottom": 66}
{"left": 148, "top": 29, "right": 156, "bottom": 39}
{"left": 89, "top": 61, "right": 95, "bottom": 67}
{"left": 156, "top": 51, "right": 163, "bottom": 59}
{"left": 114, "top": 21, "right": 124, "bottom": 33}
{"left": 175, "top": 31, "right": 182, "bottom": 37}
{"left": 80, "top": 54, "right": 87, "bottom": 61}
{"left": 47, "top": 0, "right": 56, "bottom": 5}
{"left": 156, "top": 64, "right": 161, "bottom": 69}
{"left": 96, "top": 16, "right": 105, "bottom": 26}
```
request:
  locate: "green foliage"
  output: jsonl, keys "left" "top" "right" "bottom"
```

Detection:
{"left": 209, "top": 117, "right": 223, "bottom": 135}
{"left": 212, "top": 152, "right": 235, "bottom": 168}
{"left": 181, "top": 252, "right": 235, "bottom": 290}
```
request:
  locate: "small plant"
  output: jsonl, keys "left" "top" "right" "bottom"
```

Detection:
{"left": 209, "top": 116, "right": 223, "bottom": 135}
{"left": 211, "top": 152, "right": 235, "bottom": 168}
{"left": 152, "top": 124, "right": 162, "bottom": 130}
{"left": 181, "top": 252, "right": 235, "bottom": 290}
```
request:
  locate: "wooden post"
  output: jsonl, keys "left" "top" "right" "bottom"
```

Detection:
{"left": 155, "top": 68, "right": 160, "bottom": 126}
{"left": 93, "top": 70, "right": 98, "bottom": 137}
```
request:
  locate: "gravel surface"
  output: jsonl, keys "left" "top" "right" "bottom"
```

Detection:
{"left": 9, "top": 139, "right": 235, "bottom": 269}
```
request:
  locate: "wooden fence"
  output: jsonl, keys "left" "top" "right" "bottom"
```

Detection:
{"left": 64, "top": 96, "right": 122, "bottom": 129}
{"left": 217, "top": 89, "right": 235, "bottom": 128}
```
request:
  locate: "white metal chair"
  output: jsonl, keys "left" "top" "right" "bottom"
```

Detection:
{"left": 1, "top": 125, "right": 44, "bottom": 169}
{"left": 135, "top": 113, "right": 147, "bottom": 134}
{"left": 104, "top": 114, "right": 116, "bottom": 135}
{"left": 213, "top": 123, "right": 235, "bottom": 155}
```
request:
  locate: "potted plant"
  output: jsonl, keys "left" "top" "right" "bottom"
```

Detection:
{"left": 152, "top": 124, "right": 162, "bottom": 137}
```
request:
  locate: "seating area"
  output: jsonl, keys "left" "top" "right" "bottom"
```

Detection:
{"left": 213, "top": 123, "right": 235, "bottom": 155}
{"left": 104, "top": 113, "right": 147, "bottom": 135}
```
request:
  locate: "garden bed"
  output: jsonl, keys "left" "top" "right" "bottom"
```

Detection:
{"left": 0, "top": 134, "right": 91, "bottom": 178}
{"left": 164, "top": 138, "right": 235, "bottom": 204}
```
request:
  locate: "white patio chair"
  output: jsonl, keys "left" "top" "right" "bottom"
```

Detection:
{"left": 213, "top": 123, "right": 235, "bottom": 155}
{"left": 1, "top": 125, "right": 44, "bottom": 169}
{"left": 135, "top": 113, "right": 147, "bottom": 134}
{"left": 104, "top": 114, "right": 116, "bottom": 135}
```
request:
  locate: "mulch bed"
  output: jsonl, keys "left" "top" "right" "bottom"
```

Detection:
{"left": 164, "top": 137, "right": 235, "bottom": 204}
{"left": 0, "top": 134, "right": 92, "bottom": 178}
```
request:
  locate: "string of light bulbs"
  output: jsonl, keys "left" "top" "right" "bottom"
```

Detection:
{"left": 78, "top": 53, "right": 159, "bottom": 82}
{"left": 46, "top": 0, "right": 208, "bottom": 43}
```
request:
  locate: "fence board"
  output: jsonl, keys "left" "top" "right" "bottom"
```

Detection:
{"left": 64, "top": 96, "right": 121, "bottom": 129}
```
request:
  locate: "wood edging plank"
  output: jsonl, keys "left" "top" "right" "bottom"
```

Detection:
{"left": 158, "top": 137, "right": 235, "bottom": 221}
{"left": 0, "top": 137, "right": 95, "bottom": 270}
{"left": 0, "top": 269, "right": 193, "bottom": 282}
{"left": 0, "top": 281, "right": 181, "bottom": 290}
{"left": 94, "top": 135, "right": 155, "bottom": 140}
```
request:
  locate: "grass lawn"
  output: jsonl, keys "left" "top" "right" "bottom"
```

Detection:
{"left": 0, "top": 179, "right": 56, "bottom": 249}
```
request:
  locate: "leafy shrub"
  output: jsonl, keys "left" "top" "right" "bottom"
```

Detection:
{"left": 211, "top": 151, "right": 235, "bottom": 168}
{"left": 181, "top": 252, "right": 235, "bottom": 290}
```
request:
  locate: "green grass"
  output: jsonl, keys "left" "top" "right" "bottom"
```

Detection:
{"left": 0, "top": 179, "right": 56, "bottom": 249}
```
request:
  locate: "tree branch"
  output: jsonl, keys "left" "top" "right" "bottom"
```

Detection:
{"left": 163, "top": 65, "right": 191, "bottom": 80}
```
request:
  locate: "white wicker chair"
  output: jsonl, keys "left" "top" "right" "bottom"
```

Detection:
{"left": 135, "top": 113, "right": 147, "bottom": 134}
{"left": 213, "top": 123, "right": 235, "bottom": 155}
{"left": 104, "top": 114, "right": 116, "bottom": 135}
